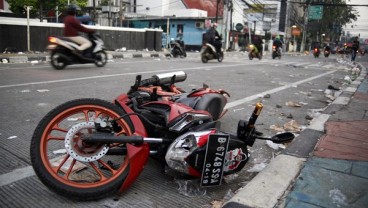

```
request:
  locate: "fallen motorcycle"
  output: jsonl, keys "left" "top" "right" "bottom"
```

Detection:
{"left": 30, "top": 71, "right": 294, "bottom": 200}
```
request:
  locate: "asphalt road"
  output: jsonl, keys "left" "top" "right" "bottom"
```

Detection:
{"left": 0, "top": 52, "right": 357, "bottom": 207}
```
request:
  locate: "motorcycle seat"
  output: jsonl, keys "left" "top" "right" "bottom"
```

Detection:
{"left": 176, "top": 93, "right": 226, "bottom": 120}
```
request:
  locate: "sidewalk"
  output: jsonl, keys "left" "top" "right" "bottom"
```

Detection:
{"left": 223, "top": 61, "right": 368, "bottom": 208}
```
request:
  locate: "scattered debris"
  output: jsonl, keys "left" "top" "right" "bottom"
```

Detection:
{"left": 286, "top": 113, "right": 293, "bottom": 119}
{"left": 30, "top": 60, "right": 39, "bottom": 65}
{"left": 343, "top": 75, "right": 352, "bottom": 84}
{"left": 7, "top": 136, "right": 18, "bottom": 140}
{"left": 2, "top": 59, "right": 8, "bottom": 63}
{"left": 175, "top": 179, "right": 206, "bottom": 197}
{"left": 266, "top": 140, "right": 286, "bottom": 150}
{"left": 247, "top": 162, "right": 267, "bottom": 172}
{"left": 50, "top": 155, "right": 87, "bottom": 174}
{"left": 328, "top": 85, "right": 340, "bottom": 91}
{"left": 276, "top": 104, "right": 282, "bottom": 108}
{"left": 223, "top": 173, "right": 239, "bottom": 184}
{"left": 53, "top": 149, "right": 67, "bottom": 155}
{"left": 37, "top": 89, "right": 49, "bottom": 93}
{"left": 284, "top": 120, "right": 302, "bottom": 132}
{"left": 285, "top": 101, "right": 301, "bottom": 107}
{"left": 270, "top": 124, "right": 284, "bottom": 132}
{"left": 263, "top": 94, "right": 271, "bottom": 98}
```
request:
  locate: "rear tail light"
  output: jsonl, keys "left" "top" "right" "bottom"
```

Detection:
{"left": 48, "top": 37, "right": 57, "bottom": 43}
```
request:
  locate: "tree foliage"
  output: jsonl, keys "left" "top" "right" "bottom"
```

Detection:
{"left": 6, "top": 0, "right": 87, "bottom": 20}
{"left": 307, "top": 0, "right": 359, "bottom": 42}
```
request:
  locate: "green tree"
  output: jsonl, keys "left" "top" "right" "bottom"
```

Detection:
{"left": 6, "top": 0, "right": 87, "bottom": 22}
{"left": 307, "top": 0, "right": 359, "bottom": 43}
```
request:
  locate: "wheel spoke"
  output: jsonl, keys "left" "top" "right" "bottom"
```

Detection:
{"left": 52, "top": 154, "right": 70, "bottom": 173}
{"left": 97, "top": 159, "right": 117, "bottom": 175}
{"left": 63, "top": 158, "right": 77, "bottom": 180}
{"left": 90, "top": 162, "right": 108, "bottom": 181}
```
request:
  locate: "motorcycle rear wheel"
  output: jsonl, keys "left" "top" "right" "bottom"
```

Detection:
{"left": 30, "top": 98, "right": 134, "bottom": 200}
{"left": 94, "top": 51, "right": 108, "bottom": 67}
{"left": 51, "top": 51, "right": 68, "bottom": 70}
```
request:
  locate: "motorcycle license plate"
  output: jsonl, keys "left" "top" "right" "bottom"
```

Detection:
{"left": 200, "top": 134, "right": 229, "bottom": 187}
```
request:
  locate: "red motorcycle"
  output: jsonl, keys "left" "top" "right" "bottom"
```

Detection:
{"left": 30, "top": 71, "right": 294, "bottom": 200}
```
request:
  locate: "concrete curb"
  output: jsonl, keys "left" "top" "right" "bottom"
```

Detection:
{"left": 223, "top": 60, "right": 367, "bottom": 208}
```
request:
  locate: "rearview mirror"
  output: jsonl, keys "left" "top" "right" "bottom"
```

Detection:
{"left": 270, "top": 132, "right": 294, "bottom": 144}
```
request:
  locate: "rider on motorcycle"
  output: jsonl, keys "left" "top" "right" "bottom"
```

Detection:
{"left": 252, "top": 31, "right": 263, "bottom": 56}
{"left": 206, "top": 23, "right": 222, "bottom": 57}
{"left": 272, "top": 35, "right": 283, "bottom": 53}
{"left": 63, "top": 4, "right": 95, "bottom": 58}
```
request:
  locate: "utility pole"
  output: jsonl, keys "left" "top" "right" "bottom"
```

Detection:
{"left": 25, "top": 6, "right": 33, "bottom": 52}
{"left": 300, "top": 6, "right": 309, "bottom": 52}
{"left": 216, "top": 0, "right": 220, "bottom": 23}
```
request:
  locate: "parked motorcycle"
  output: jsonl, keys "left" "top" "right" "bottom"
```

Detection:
{"left": 272, "top": 45, "right": 282, "bottom": 59}
{"left": 170, "top": 38, "right": 187, "bottom": 58}
{"left": 313, "top": 47, "right": 320, "bottom": 58}
{"left": 248, "top": 44, "right": 262, "bottom": 60}
{"left": 47, "top": 33, "right": 108, "bottom": 70}
{"left": 201, "top": 43, "right": 224, "bottom": 63}
{"left": 30, "top": 71, "right": 294, "bottom": 200}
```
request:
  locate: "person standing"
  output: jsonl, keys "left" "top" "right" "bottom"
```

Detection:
{"left": 351, "top": 36, "right": 360, "bottom": 62}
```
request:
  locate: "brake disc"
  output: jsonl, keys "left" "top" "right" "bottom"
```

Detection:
{"left": 64, "top": 121, "right": 109, "bottom": 162}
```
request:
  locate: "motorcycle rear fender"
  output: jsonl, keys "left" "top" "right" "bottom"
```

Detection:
{"left": 205, "top": 43, "right": 216, "bottom": 53}
{"left": 114, "top": 94, "right": 148, "bottom": 137}
{"left": 119, "top": 143, "right": 150, "bottom": 193}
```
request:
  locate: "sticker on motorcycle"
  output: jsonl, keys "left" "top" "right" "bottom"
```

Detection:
{"left": 200, "top": 134, "right": 229, "bottom": 187}
{"left": 223, "top": 148, "right": 248, "bottom": 171}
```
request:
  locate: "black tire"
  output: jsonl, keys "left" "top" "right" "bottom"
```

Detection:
{"left": 50, "top": 51, "right": 68, "bottom": 70}
{"left": 30, "top": 98, "right": 135, "bottom": 200}
{"left": 272, "top": 53, "right": 276, "bottom": 59}
{"left": 201, "top": 54, "right": 208, "bottom": 63}
{"left": 217, "top": 52, "right": 223, "bottom": 62}
{"left": 94, "top": 51, "right": 108, "bottom": 67}
{"left": 249, "top": 54, "right": 253, "bottom": 60}
{"left": 172, "top": 48, "right": 179, "bottom": 58}
{"left": 183, "top": 51, "right": 187, "bottom": 58}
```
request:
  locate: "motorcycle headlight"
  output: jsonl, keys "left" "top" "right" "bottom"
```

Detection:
{"left": 165, "top": 130, "right": 212, "bottom": 174}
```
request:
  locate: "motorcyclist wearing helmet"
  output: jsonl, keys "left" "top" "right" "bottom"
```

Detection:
{"left": 206, "top": 23, "right": 222, "bottom": 57}
{"left": 273, "top": 35, "right": 283, "bottom": 50}
{"left": 63, "top": 4, "right": 95, "bottom": 58}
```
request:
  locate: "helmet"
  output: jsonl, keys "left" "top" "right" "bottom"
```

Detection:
{"left": 275, "top": 35, "right": 280, "bottom": 39}
{"left": 66, "top": 4, "right": 80, "bottom": 15}
{"left": 255, "top": 30, "right": 261, "bottom": 35}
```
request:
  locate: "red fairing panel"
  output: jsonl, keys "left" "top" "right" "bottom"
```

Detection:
{"left": 119, "top": 143, "right": 150, "bottom": 192}
{"left": 114, "top": 94, "right": 148, "bottom": 137}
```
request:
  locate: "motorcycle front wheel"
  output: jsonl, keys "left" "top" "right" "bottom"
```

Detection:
{"left": 50, "top": 51, "right": 68, "bottom": 70}
{"left": 94, "top": 51, "right": 108, "bottom": 67}
{"left": 201, "top": 54, "right": 209, "bottom": 63}
{"left": 30, "top": 98, "right": 134, "bottom": 200}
